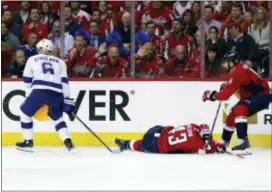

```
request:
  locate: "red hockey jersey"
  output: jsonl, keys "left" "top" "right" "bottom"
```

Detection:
{"left": 157, "top": 124, "right": 219, "bottom": 154}
{"left": 215, "top": 63, "right": 270, "bottom": 101}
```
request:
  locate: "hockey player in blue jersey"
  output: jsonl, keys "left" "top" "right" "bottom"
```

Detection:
{"left": 16, "top": 39, "right": 75, "bottom": 152}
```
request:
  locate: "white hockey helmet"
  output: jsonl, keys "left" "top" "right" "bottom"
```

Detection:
{"left": 36, "top": 39, "right": 54, "bottom": 54}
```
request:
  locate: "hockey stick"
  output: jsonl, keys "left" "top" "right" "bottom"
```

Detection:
{"left": 225, "top": 151, "right": 245, "bottom": 159}
{"left": 209, "top": 102, "right": 245, "bottom": 159}
{"left": 211, "top": 102, "right": 222, "bottom": 137}
{"left": 72, "top": 113, "right": 122, "bottom": 154}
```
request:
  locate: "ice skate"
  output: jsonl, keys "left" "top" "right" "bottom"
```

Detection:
{"left": 16, "top": 140, "right": 34, "bottom": 153}
{"left": 64, "top": 138, "right": 75, "bottom": 152}
{"left": 114, "top": 138, "right": 130, "bottom": 151}
{"left": 231, "top": 138, "right": 252, "bottom": 155}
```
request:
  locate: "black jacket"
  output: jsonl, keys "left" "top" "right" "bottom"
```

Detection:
{"left": 226, "top": 34, "right": 256, "bottom": 61}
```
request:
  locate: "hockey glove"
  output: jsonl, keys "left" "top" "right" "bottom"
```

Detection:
{"left": 198, "top": 124, "right": 211, "bottom": 140}
{"left": 202, "top": 90, "right": 217, "bottom": 102}
{"left": 63, "top": 98, "right": 75, "bottom": 115}
{"left": 215, "top": 142, "right": 226, "bottom": 153}
{"left": 220, "top": 82, "right": 227, "bottom": 91}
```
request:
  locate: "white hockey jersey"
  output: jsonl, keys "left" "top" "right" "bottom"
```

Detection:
{"left": 23, "top": 54, "right": 70, "bottom": 98}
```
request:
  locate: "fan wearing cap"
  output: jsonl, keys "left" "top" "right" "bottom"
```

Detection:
{"left": 202, "top": 50, "right": 271, "bottom": 155}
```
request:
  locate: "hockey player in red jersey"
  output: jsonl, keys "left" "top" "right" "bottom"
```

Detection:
{"left": 202, "top": 50, "right": 272, "bottom": 154}
{"left": 114, "top": 124, "right": 225, "bottom": 154}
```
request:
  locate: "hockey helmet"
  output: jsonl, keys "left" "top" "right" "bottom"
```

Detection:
{"left": 36, "top": 39, "right": 54, "bottom": 54}
{"left": 223, "top": 47, "right": 239, "bottom": 65}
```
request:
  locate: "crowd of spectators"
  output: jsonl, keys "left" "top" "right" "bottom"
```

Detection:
{"left": 1, "top": 1, "right": 271, "bottom": 78}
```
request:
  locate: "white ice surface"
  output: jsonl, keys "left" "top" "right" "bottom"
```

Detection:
{"left": 2, "top": 147, "right": 272, "bottom": 190}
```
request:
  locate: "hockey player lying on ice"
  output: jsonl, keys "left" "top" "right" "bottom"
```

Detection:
{"left": 114, "top": 124, "right": 226, "bottom": 154}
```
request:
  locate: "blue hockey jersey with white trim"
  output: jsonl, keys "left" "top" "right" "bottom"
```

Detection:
{"left": 23, "top": 54, "right": 70, "bottom": 98}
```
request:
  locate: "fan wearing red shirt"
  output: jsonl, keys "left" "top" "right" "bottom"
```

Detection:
{"left": 146, "top": 21, "right": 165, "bottom": 57}
{"left": 70, "top": 1, "right": 90, "bottom": 31}
{"left": 134, "top": 42, "right": 164, "bottom": 78}
{"left": 165, "top": 18, "right": 194, "bottom": 58}
{"left": 98, "top": 1, "right": 116, "bottom": 36}
{"left": 203, "top": 51, "right": 271, "bottom": 155}
{"left": 65, "top": 34, "right": 105, "bottom": 77}
{"left": 142, "top": 2, "right": 174, "bottom": 35}
{"left": 219, "top": 3, "right": 248, "bottom": 39}
{"left": 114, "top": 124, "right": 226, "bottom": 154}
{"left": 92, "top": 45, "right": 130, "bottom": 78}
{"left": 22, "top": 8, "right": 49, "bottom": 44}
{"left": 164, "top": 45, "right": 188, "bottom": 77}
{"left": 213, "top": 1, "right": 231, "bottom": 23}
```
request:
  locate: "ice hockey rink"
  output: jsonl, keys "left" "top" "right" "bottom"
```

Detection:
{"left": 2, "top": 147, "right": 271, "bottom": 190}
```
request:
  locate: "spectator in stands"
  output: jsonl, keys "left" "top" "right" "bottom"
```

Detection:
{"left": 117, "top": 2, "right": 143, "bottom": 27}
{"left": 70, "top": 1, "right": 90, "bottom": 31}
{"left": 206, "top": 26, "right": 226, "bottom": 57}
{"left": 245, "top": 10, "right": 254, "bottom": 33}
{"left": 12, "top": 1, "right": 31, "bottom": 27}
{"left": 91, "top": 9, "right": 101, "bottom": 24}
{"left": 105, "top": 32, "right": 130, "bottom": 59}
{"left": 40, "top": 1, "right": 59, "bottom": 31}
{"left": 191, "top": 1, "right": 201, "bottom": 26}
{"left": 220, "top": 3, "right": 248, "bottom": 39}
{"left": 65, "top": 32, "right": 106, "bottom": 77}
{"left": 18, "top": 32, "right": 38, "bottom": 60}
{"left": 181, "top": 9, "right": 198, "bottom": 37}
{"left": 52, "top": 44, "right": 60, "bottom": 58}
{"left": 205, "top": 44, "right": 223, "bottom": 78}
{"left": 22, "top": 8, "right": 49, "bottom": 43}
{"left": 204, "top": 5, "right": 221, "bottom": 38}
{"left": 2, "top": 9, "right": 22, "bottom": 40}
{"left": 79, "top": 1, "right": 92, "bottom": 14}
{"left": 250, "top": 7, "right": 270, "bottom": 78}
{"left": 89, "top": 20, "right": 105, "bottom": 50}
{"left": 98, "top": 1, "right": 116, "bottom": 36}
{"left": 135, "top": 42, "right": 164, "bottom": 78}
{"left": 1, "top": 44, "right": 13, "bottom": 77}
{"left": 184, "top": 30, "right": 202, "bottom": 78}
{"left": 65, "top": 6, "right": 81, "bottom": 36}
{"left": 164, "top": 45, "right": 188, "bottom": 77}
{"left": 250, "top": 7, "right": 270, "bottom": 47}
{"left": 142, "top": 2, "right": 174, "bottom": 35}
{"left": 91, "top": 45, "right": 130, "bottom": 78}
{"left": 213, "top": 1, "right": 231, "bottom": 23}
{"left": 146, "top": 21, "right": 165, "bottom": 57}
{"left": 172, "top": 1, "right": 192, "bottom": 18}
{"left": 114, "top": 12, "right": 131, "bottom": 45}
{"left": 165, "top": 18, "right": 193, "bottom": 58}
{"left": 226, "top": 23, "right": 256, "bottom": 61}
{"left": 7, "top": 49, "right": 26, "bottom": 78}
{"left": 49, "top": 20, "right": 74, "bottom": 56}
{"left": 1, "top": 22, "right": 21, "bottom": 53}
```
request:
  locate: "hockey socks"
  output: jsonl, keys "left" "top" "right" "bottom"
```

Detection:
{"left": 129, "top": 140, "right": 142, "bottom": 151}
{"left": 20, "top": 111, "right": 34, "bottom": 140}
{"left": 222, "top": 126, "right": 235, "bottom": 145}
{"left": 53, "top": 117, "right": 71, "bottom": 142}
{"left": 235, "top": 117, "right": 248, "bottom": 141}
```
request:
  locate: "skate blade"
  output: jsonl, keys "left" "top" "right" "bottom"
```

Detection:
{"left": 231, "top": 149, "right": 252, "bottom": 155}
{"left": 16, "top": 147, "right": 34, "bottom": 153}
{"left": 67, "top": 148, "right": 76, "bottom": 155}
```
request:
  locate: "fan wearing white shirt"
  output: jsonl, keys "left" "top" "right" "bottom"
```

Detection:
{"left": 49, "top": 20, "right": 74, "bottom": 55}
